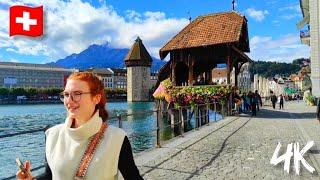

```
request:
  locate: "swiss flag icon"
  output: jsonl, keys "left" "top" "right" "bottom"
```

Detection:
{"left": 9, "top": 5, "right": 43, "bottom": 37}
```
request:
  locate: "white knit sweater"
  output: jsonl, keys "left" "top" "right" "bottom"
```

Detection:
{"left": 45, "top": 112, "right": 125, "bottom": 180}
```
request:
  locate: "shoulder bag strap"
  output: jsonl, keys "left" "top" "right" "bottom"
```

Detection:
{"left": 75, "top": 123, "right": 108, "bottom": 180}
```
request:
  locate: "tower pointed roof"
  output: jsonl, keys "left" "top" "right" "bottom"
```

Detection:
{"left": 125, "top": 37, "right": 152, "bottom": 67}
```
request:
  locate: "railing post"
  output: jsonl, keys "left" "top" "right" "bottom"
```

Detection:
{"left": 221, "top": 100, "right": 225, "bottom": 116}
{"left": 179, "top": 107, "right": 184, "bottom": 137}
{"left": 214, "top": 101, "right": 217, "bottom": 121}
{"left": 228, "top": 93, "right": 232, "bottom": 116}
{"left": 117, "top": 114, "right": 122, "bottom": 128}
{"left": 156, "top": 109, "right": 161, "bottom": 148}
{"left": 195, "top": 105, "right": 199, "bottom": 130}
{"left": 206, "top": 103, "right": 210, "bottom": 125}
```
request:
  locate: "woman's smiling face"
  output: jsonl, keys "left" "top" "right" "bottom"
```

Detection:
{"left": 63, "top": 79, "right": 100, "bottom": 123}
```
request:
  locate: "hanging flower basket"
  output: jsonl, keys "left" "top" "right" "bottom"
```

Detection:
{"left": 153, "top": 78, "right": 231, "bottom": 108}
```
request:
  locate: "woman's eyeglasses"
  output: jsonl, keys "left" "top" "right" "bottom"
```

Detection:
{"left": 59, "top": 91, "right": 91, "bottom": 102}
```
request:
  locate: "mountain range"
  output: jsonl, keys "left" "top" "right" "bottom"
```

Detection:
{"left": 48, "top": 43, "right": 166, "bottom": 71}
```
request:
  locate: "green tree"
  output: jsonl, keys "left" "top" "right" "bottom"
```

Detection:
{"left": 26, "top": 88, "right": 37, "bottom": 97}
{"left": 11, "top": 88, "right": 27, "bottom": 96}
{"left": 0, "top": 88, "right": 9, "bottom": 96}
{"left": 249, "top": 61, "right": 300, "bottom": 77}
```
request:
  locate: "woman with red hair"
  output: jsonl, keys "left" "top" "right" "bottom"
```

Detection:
{"left": 17, "top": 72, "right": 143, "bottom": 180}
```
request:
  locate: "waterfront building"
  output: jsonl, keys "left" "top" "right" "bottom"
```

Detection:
{"left": 125, "top": 37, "right": 152, "bottom": 102}
{"left": 0, "top": 62, "right": 77, "bottom": 88}
{"left": 110, "top": 68, "right": 127, "bottom": 89}
{"left": 231, "top": 62, "right": 251, "bottom": 92}
{"left": 87, "top": 68, "right": 114, "bottom": 89}
{"left": 212, "top": 68, "right": 227, "bottom": 84}
{"left": 150, "top": 72, "right": 158, "bottom": 88}
{"left": 211, "top": 63, "right": 251, "bottom": 92}
{"left": 86, "top": 67, "right": 158, "bottom": 92}
{"left": 238, "top": 63, "right": 251, "bottom": 92}
{"left": 290, "top": 74, "right": 304, "bottom": 91}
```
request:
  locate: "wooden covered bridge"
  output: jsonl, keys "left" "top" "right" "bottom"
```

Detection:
{"left": 157, "top": 11, "right": 252, "bottom": 88}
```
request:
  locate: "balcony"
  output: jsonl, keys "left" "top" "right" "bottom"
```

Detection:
{"left": 300, "top": 30, "right": 310, "bottom": 46}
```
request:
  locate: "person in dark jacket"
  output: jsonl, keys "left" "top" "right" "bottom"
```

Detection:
{"left": 248, "top": 91, "right": 257, "bottom": 116}
{"left": 270, "top": 93, "right": 277, "bottom": 109}
{"left": 279, "top": 94, "right": 284, "bottom": 109}
{"left": 254, "top": 90, "right": 262, "bottom": 111}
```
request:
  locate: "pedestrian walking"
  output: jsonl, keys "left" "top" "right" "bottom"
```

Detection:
{"left": 254, "top": 90, "right": 262, "bottom": 111}
{"left": 279, "top": 94, "right": 284, "bottom": 109}
{"left": 270, "top": 93, "right": 277, "bottom": 109}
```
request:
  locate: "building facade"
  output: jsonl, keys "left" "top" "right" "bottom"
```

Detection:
{"left": 0, "top": 62, "right": 77, "bottom": 88}
{"left": 87, "top": 67, "right": 158, "bottom": 91}
{"left": 298, "top": 0, "right": 320, "bottom": 96}
{"left": 150, "top": 72, "right": 158, "bottom": 88}
{"left": 211, "top": 68, "right": 227, "bottom": 84}
{"left": 212, "top": 63, "right": 251, "bottom": 92}
{"left": 233, "top": 63, "right": 251, "bottom": 92}
{"left": 111, "top": 68, "right": 127, "bottom": 89}
{"left": 87, "top": 68, "right": 114, "bottom": 89}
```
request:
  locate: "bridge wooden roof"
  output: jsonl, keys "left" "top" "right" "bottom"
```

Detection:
{"left": 159, "top": 11, "right": 250, "bottom": 59}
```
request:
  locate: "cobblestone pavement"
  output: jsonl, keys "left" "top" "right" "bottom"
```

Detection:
{"left": 134, "top": 101, "right": 320, "bottom": 180}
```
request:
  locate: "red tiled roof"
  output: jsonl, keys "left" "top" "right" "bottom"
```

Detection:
{"left": 160, "top": 11, "right": 249, "bottom": 59}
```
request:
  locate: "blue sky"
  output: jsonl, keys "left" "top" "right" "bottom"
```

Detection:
{"left": 0, "top": 0, "right": 309, "bottom": 64}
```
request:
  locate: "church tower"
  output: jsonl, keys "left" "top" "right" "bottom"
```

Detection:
{"left": 125, "top": 37, "right": 152, "bottom": 101}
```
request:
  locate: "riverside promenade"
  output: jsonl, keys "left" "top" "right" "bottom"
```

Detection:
{"left": 133, "top": 101, "right": 320, "bottom": 179}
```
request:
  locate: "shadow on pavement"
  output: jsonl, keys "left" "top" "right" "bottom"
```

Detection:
{"left": 240, "top": 107, "right": 316, "bottom": 120}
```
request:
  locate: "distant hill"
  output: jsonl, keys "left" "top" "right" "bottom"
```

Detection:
{"left": 48, "top": 43, "right": 165, "bottom": 71}
{"left": 249, "top": 58, "right": 309, "bottom": 78}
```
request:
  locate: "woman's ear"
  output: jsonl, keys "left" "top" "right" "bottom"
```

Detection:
{"left": 94, "top": 94, "right": 102, "bottom": 104}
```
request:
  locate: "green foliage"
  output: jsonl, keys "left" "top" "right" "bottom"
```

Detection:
{"left": 302, "top": 75, "right": 312, "bottom": 91}
{"left": 292, "top": 58, "right": 309, "bottom": 65}
{"left": 159, "top": 79, "right": 231, "bottom": 108}
{"left": 249, "top": 60, "right": 301, "bottom": 77}
{"left": 11, "top": 88, "right": 27, "bottom": 96}
{"left": 25, "top": 88, "right": 37, "bottom": 96}
{"left": 0, "top": 88, "right": 9, "bottom": 96}
{"left": 162, "top": 78, "right": 173, "bottom": 89}
{"left": 44, "top": 88, "right": 63, "bottom": 96}
{"left": 0, "top": 87, "right": 62, "bottom": 97}
{"left": 105, "top": 88, "right": 126, "bottom": 95}
{"left": 306, "top": 94, "right": 316, "bottom": 105}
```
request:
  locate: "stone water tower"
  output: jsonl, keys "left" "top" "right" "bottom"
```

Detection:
{"left": 125, "top": 37, "right": 152, "bottom": 101}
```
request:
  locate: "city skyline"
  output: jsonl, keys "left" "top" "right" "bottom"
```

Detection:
{"left": 0, "top": 0, "right": 309, "bottom": 64}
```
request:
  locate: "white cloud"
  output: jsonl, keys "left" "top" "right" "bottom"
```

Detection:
{"left": 272, "top": 20, "right": 280, "bottom": 27}
{"left": 266, "top": 1, "right": 277, "bottom": 5}
{"left": 278, "top": 4, "right": 302, "bottom": 20}
{"left": 8, "top": 58, "right": 19, "bottom": 63}
{"left": 125, "top": 10, "right": 142, "bottom": 22}
{"left": 248, "top": 34, "right": 310, "bottom": 63}
{"left": 281, "top": 13, "right": 301, "bottom": 20}
{"left": 0, "top": 0, "right": 189, "bottom": 62}
{"left": 245, "top": 8, "right": 269, "bottom": 22}
{"left": 279, "top": 4, "right": 301, "bottom": 13}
